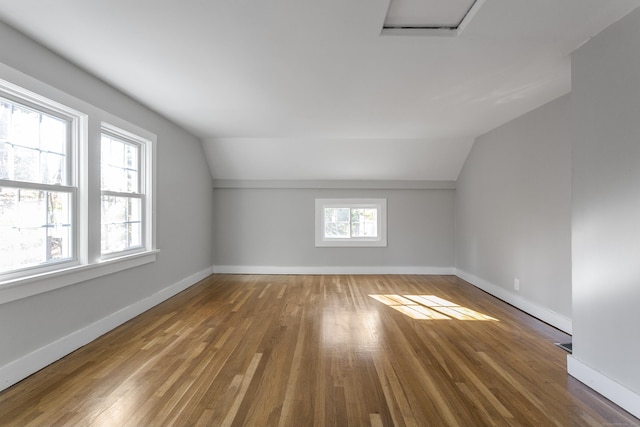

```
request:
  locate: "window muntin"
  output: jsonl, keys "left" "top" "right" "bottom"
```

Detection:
{"left": 315, "top": 199, "right": 387, "bottom": 247}
{"left": 0, "top": 94, "right": 76, "bottom": 274}
{"left": 100, "top": 130, "right": 146, "bottom": 256}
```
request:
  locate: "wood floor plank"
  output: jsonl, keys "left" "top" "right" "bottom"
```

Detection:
{"left": 277, "top": 302, "right": 308, "bottom": 427}
{"left": 1, "top": 274, "right": 638, "bottom": 426}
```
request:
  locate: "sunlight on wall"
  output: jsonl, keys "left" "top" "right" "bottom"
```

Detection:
{"left": 369, "top": 294, "right": 499, "bottom": 321}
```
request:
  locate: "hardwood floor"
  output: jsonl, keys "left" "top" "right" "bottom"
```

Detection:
{"left": 1, "top": 274, "right": 638, "bottom": 426}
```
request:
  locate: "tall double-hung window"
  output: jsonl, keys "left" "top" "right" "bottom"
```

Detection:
{"left": 0, "top": 91, "right": 79, "bottom": 275}
{"left": 100, "top": 127, "right": 146, "bottom": 256}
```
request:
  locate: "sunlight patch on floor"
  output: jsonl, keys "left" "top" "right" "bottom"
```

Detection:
{"left": 369, "top": 294, "right": 499, "bottom": 321}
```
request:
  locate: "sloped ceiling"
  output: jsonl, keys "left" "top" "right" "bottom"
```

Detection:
{"left": 0, "top": 0, "right": 638, "bottom": 181}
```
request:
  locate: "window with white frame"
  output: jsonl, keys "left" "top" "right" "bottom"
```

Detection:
{"left": 0, "top": 75, "right": 156, "bottom": 302}
{"left": 100, "top": 127, "right": 147, "bottom": 256}
{"left": 0, "top": 91, "right": 79, "bottom": 276}
{"left": 315, "top": 198, "right": 387, "bottom": 247}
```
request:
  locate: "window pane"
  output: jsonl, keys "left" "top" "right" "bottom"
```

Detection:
{"left": 40, "top": 114, "right": 67, "bottom": 154}
{"left": 0, "top": 186, "right": 72, "bottom": 272}
{"left": 324, "top": 207, "right": 350, "bottom": 238}
{"left": 41, "top": 152, "right": 65, "bottom": 185}
{"left": 101, "top": 195, "right": 142, "bottom": 254}
{"left": 351, "top": 208, "right": 378, "bottom": 238}
{"left": 13, "top": 145, "right": 40, "bottom": 182}
{"left": 10, "top": 104, "right": 40, "bottom": 148}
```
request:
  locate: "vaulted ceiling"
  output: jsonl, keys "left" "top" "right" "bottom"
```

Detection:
{"left": 0, "top": 0, "right": 638, "bottom": 181}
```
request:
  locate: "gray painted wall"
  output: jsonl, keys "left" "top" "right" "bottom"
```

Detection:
{"left": 455, "top": 94, "right": 573, "bottom": 323}
{"left": 571, "top": 7, "right": 640, "bottom": 397}
{"left": 0, "top": 22, "right": 213, "bottom": 371}
{"left": 214, "top": 188, "right": 454, "bottom": 270}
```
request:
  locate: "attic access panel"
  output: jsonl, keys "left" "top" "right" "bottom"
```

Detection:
{"left": 382, "top": 0, "right": 484, "bottom": 36}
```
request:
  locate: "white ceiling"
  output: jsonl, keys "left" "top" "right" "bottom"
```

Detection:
{"left": 0, "top": 0, "right": 638, "bottom": 181}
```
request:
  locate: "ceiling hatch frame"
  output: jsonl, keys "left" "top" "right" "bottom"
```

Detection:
{"left": 381, "top": 0, "right": 486, "bottom": 37}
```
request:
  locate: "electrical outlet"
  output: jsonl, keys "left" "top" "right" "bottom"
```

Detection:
{"left": 514, "top": 278, "right": 520, "bottom": 291}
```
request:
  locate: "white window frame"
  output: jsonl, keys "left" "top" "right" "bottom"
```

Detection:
{"left": 0, "top": 80, "right": 85, "bottom": 280}
{"left": 315, "top": 198, "right": 387, "bottom": 247}
{"left": 0, "top": 69, "right": 158, "bottom": 305}
{"left": 100, "top": 123, "right": 153, "bottom": 259}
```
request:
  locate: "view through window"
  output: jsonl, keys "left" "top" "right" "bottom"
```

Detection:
{"left": 0, "top": 96, "right": 74, "bottom": 273}
{"left": 315, "top": 198, "right": 387, "bottom": 247}
{"left": 100, "top": 130, "right": 144, "bottom": 255}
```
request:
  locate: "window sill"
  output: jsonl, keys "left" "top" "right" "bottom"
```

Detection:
{"left": 315, "top": 240, "right": 388, "bottom": 247}
{"left": 0, "top": 249, "right": 159, "bottom": 305}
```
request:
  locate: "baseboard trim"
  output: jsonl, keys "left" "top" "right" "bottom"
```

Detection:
{"left": 213, "top": 265, "right": 456, "bottom": 275}
{"left": 567, "top": 355, "right": 640, "bottom": 419}
{"left": 455, "top": 269, "right": 572, "bottom": 334}
{"left": 0, "top": 266, "right": 213, "bottom": 392}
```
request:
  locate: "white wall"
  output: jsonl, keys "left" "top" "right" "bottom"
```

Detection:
{"left": 569, "top": 7, "right": 640, "bottom": 416}
{"left": 455, "top": 94, "right": 573, "bottom": 332}
{"left": 213, "top": 186, "right": 455, "bottom": 274}
{"left": 0, "top": 21, "right": 214, "bottom": 389}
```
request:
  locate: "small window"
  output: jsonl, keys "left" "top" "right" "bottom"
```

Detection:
{"left": 100, "top": 125, "right": 149, "bottom": 257}
{"left": 315, "top": 198, "right": 387, "bottom": 247}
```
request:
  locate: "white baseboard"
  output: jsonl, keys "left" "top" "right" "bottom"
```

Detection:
{"left": 455, "top": 269, "right": 572, "bottom": 334}
{"left": 213, "top": 265, "right": 456, "bottom": 275}
{"left": 0, "top": 266, "right": 213, "bottom": 392}
{"left": 567, "top": 355, "right": 640, "bottom": 419}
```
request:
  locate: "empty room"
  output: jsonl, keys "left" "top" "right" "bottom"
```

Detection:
{"left": 1, "top": 0, "right": 639, "bottom": 425}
